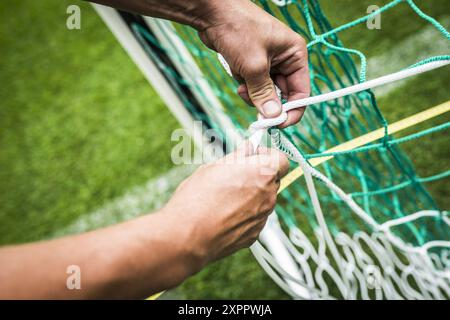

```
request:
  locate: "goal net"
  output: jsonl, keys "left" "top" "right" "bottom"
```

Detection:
{"left": 94, "top": 0, "right": 450, "bottom": 299}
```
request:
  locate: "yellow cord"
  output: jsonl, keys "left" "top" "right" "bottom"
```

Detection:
{"left": 279, "top": 100, "right": 450, "bottom": 193}
{"left": 147, "top": 291, "right": 164, "bottom": 300}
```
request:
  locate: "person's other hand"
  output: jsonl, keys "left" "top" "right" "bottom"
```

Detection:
{"left": 196, "top": 0, "right": 310, "bottom": 128}
{"left": 163, "top": 142, "right": 289, "bottom": 267}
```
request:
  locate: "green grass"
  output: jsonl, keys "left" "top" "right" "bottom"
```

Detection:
{"left": 320, "top": 0, "right": 450, "bottom": 58}
{"left": 0, "top": 0, "right": 179, "bottom": 244}
{"left": 0, "top": 0, "right": 448, "bottom": 300}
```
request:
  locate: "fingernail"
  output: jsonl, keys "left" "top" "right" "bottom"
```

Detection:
{"left": 262, "top": 100, "right": 281, "bottom": 117}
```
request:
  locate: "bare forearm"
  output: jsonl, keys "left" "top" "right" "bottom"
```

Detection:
{"left": 0, "top": 145, "right": 289, "bottom": 299}
{"left": 89, "top": 0, "right": 218, "bottom": 30}
{"left": 0, "top": 209, "right": 200, "bottom": 299}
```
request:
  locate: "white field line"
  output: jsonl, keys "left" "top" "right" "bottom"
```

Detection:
{"left": 53, "top": 164, "right": 197, "bottom": 237}
{"left": 369, "top": 15, "right": 449, "bottom": 96}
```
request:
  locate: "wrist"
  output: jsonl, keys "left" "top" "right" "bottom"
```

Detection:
{"left": 187, "top": 0, "right": 221, "bottom": 31}
{"left": 188, "top": 0, "right": 231, "bottom": 31}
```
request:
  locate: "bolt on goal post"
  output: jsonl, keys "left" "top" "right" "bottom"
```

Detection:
{"left": 93, "top": 0, "right": 450, "bottom": 299}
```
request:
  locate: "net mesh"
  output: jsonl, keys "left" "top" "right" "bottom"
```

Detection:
{"left": 128, "top": 0, "right": 449, "bottom": 298}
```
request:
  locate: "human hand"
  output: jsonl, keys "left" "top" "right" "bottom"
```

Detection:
{"left": 163, "top": 142, "right": 289, "bottom": 267}
{"left": 196, "top": 0, "right": 310, "bottom": 128}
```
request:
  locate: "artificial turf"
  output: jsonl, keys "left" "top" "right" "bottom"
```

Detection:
{"left": 0, "top": 0, "right": 179, "bottom": 244}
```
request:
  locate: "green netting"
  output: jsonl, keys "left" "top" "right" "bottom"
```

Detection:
{"left": 127, "top": 0, "right": 449, "bottom": 298}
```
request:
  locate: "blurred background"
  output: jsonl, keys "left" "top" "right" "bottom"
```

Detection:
{"left": 0, "top": 0, "right": 448, "bottom": 299}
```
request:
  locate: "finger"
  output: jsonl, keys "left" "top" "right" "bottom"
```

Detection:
{"left": 285, "top": 67, "right": 311, "bottom": 101}
{"left": 235, "top": 140, "right": 255, "bottom": 157}
{"left": 237, "top": 84, "right": 252, "bottom": 106}
{"left": 251, "top": 217, "right": 269, "bottom": 236}
{"left": 243, "top": 57, "right": 282, "bottom": 118}
{"left": 276, "top": 40, "right": 310, "bottom": 107}
{"left": 254, "top": 146, "right": 271, "bottom": 155}
{"left": 278, "top": 108, "right": 305, "bottom": 129}
{"left": 239, "top": 217, "right": 269, "bottom": 248}
{"left": 231, "top": 71, "right": 244, "bottom": 84}
{"left": 271, "top": 149, "right": 289, "bottom": 178}
{"left": 277, "top": 66, "right": 309, "bottom": 127}
{"left": 252, "top": 148, "right": 289, "bottom": 178}
{"left": 221, "top": 140, "right": 254, "bottom": 166}
{"left": 274, "top": 74, "right": 288, "bottom": 100}
{"left": 276, "top": 46, "right": 310, "bottom": 97}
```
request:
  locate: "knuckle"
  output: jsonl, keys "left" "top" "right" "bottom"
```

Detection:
{"left": 296, "top": 36, "right": 307, "bottom": 47}
{"left": 247, "top": 82, "right": 273, "bottom": 101}
{"left": 255, "top": 172, "right": 274, "bottom": 190}
{"left": 287, "top": 30, "right": 306, "bottom": 47}
{"left": 292, "top": 49, "right": 306, "bottom": 62}
{"left": 261, "top": 193, "right": 276, "bottom": 212}
{"left": 262, "top": 166, "right": 279, "bottom": 182}
{"left": 254, "top": 179, "right": 267, "bottom": 193}
{"left": 243, "top": 58, "right": 269, "bottom": 78}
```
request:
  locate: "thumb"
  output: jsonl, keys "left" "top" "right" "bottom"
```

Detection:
{"left": 220, "top": 140, "right": 254, "bottom": 166}
{"left": 245, "top": 64, "right": 282, "bottom": 118}
{"left": 234, "top": 140, "right": 255, "bottom": 158}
